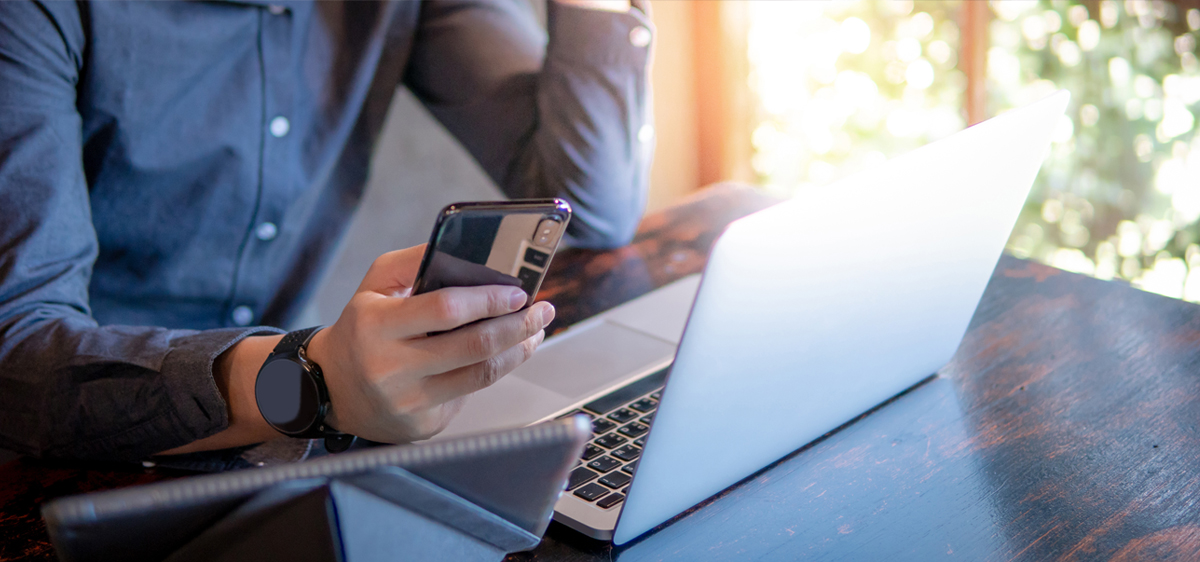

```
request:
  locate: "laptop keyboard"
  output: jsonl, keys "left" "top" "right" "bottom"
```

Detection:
{"left": 559, "top": 367, "right": 668, "bottom": 510}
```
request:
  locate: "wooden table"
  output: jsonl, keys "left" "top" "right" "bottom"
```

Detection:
{"left": 4, "top": 184, "right": 1200, "bottom": 561}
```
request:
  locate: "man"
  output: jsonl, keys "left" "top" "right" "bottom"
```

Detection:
{"left": 0, "top": 0, "right": 653, "bottom": 467}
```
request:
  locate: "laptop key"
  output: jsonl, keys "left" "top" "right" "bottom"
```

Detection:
{"left": 621, "top": 461, "right": 638, "bottom": 474}
{"left": 573, "top": 483, "right": 610, "bottom": 502}
{"left": 650, "top": 391, "right": 662, "bottom": 400}
{"left": 567, "top": 466, "right": 599, "bottom": 490}
{"left": 583, "top": 369, "right": 668, "bottom": 415}
{"left": 599, "top": 471, "right": 632, "bottom": 489}
{"left": 617, "top": 422, "right": 649, "bottom": 438}
{"left": 595, "top": 433, "right": 627, "bottom": 449}
{"left": 592, "top": 418, "right": 617, "bottom": 434}
{"left": 640, "top": 413, "right": 654, "bottom": 424}
{"left": 581, "top": 444, "right": 604, "bottom": 461}
{"left": 587, "top": 455, "right": 622, "bottom": 473}
{"left": 611, "top": 444, "right": 641, "bottom": 462}
{"left": 608, "top": 408, "right": 639, "bottom": 423}
{"left": 633, "top": 437, "right": 646, "bottom": 447}
{"left": 629, "top": 398, "right": 657, "bottom": 413}
{"left": 597, "top": 493, "right": 625, "bottom": 509}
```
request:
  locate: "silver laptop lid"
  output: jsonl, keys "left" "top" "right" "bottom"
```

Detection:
{"left": 614, "top": 92, "right": 1071, "bottom": 544}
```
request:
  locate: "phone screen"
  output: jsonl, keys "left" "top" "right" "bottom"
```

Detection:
{"left": 413, "top": 201, "right": 571, "bottom": 306}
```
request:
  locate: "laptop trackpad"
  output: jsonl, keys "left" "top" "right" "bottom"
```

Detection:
{"left": 514, "top": 320, "right": 677, "bottom": 399}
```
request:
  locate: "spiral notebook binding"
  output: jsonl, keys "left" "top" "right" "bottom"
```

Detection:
{"left": 43, "top": 415, "right": 590, "bottom": 531}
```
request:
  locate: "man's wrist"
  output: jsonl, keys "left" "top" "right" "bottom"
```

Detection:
{"left": 158, "top": 333, "right": 282, "bottom": 455}
{"left": 552, "top": 0, "right": 631, "bottom": 13}
{"left": 302, "top": 327, "right": 340, "bottom": 430}
{"left": 220, "top": 334, "right": 284, "bottom": 443}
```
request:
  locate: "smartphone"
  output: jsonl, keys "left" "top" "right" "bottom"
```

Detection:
{"left": 411, "top": 199, "right": 573, "bottom": 308}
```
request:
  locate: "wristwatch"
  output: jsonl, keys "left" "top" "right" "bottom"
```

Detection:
{"left": 254, "top": 326, "right": 357, "bottom": 453}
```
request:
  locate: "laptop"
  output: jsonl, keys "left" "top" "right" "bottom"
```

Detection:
{"left": 434, "top": 91, "right": 1071, "bottom": 544}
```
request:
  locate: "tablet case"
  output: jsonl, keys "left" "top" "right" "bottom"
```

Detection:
{"left": 42, "top": 416, "right": 591, "bottom": 562}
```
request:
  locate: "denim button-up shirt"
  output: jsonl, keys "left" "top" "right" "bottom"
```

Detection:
{"left": 0, "top": 0, "right": 653, "bottom": 462}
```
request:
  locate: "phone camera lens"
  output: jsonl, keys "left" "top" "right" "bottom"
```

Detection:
{"left": 533, "top": 218, "right": 561, "bottom": 247}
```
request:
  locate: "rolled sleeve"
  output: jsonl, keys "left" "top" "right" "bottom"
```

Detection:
{"left": 157, "top": 327, "right": 284, "bottom": 452}
{"left": 405, "top": 0, "right": 655, "bottom": 248}
{"left": 1, "top": 317, "right": 282, "bottom": 461}
{"left": 546, "top": 0, "right": 654, "bottom": 67}
{"left": 542, "top": 0, "right": 655, "bottom": 247}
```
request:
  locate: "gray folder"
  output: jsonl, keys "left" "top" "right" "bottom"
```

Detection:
{"left": 41, "top": 417, "right": 590, "bottom": 562}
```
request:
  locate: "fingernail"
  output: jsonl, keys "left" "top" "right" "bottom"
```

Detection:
{"left": 509, "top": 289, "right": 528, "bottom": 310}
{"left": 540, "top": 302, "right": 556, "bottom": 325}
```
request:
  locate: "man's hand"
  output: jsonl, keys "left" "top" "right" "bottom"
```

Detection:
{"left": 162, "top": 244, "right": 552, "bottom": 455}
{"left": 306, "top": 245, "right": 552, "bottom": 443}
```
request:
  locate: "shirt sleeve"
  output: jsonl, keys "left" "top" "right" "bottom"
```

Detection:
{"left": 0, "top": 1, "right": 279, "bottom": 462}
{"left": 403, "top": 0, "right": 655, "bottom": 248}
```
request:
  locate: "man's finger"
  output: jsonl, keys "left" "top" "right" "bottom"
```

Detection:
{"left": 378, "top": 285, "right": 536, "bottom": 338}
{"left": 358, "top": 245, "right": 427, "bottom": 294}
{"left": 420, "top": 251, "right": 523, "bottom": 292}
{"left": 419, "top": 330, "right": 545, "bottom": 405}
{"left": 410, "top": 301, "right": 554, "bottom": 373}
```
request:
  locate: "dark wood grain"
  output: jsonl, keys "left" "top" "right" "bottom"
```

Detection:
{"left": 535, "top": 183, "right": 782, "bottom": 335}
{"left": 5, "top": 184, "right": 1200, "bottom": 561}
{"left": 0, "top": 460, "right": 174, "bottom": 560}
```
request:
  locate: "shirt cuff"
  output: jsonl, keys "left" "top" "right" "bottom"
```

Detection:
{"left": 157, "top": 326, "right": 285, "bottom": 452}
{"left": 546, "top": 0, "right": 655, "bottom": 68}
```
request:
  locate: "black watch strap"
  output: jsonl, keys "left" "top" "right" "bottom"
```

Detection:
{"left": 266, "top": 326, "right": 357, "bottom": 453}
{"left": 272, "top": 325, "right": 322, "bottom": 355}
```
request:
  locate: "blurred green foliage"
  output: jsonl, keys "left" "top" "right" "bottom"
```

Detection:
{"left": 749, "top": 0, "right": 1200, "bottom": 301}
{"left": 994, "top": 0, "right": 1200, "bottom": 300}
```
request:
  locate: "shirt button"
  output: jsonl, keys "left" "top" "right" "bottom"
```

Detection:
{"left": 629, "top": 26, "right": 652, "bottom": 48}
{"left": 231, "top": 306, "right": 254, "bottom": 326}
{"left": 267, "top": 4, "right": 286, "bottom": 15}
{"left": 638, "top": 124, "right": 655, "bottom": 144}
{"left": 255, "top": 222, "right": 278, "bottom": 241}
{"left": 269, "top": 116, "right": 290, "bottom": 138}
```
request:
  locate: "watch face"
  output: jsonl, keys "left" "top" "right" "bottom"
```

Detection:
{"left": 255, "top": 357, "right": 321, "bottom": 434}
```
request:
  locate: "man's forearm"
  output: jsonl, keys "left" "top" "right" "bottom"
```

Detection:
{"left": 159, "top": 334, "right": 282, "bottom": 455}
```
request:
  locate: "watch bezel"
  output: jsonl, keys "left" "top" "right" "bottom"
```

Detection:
{"left": 255, "top": 347, "right": 331, "bottom": 437}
